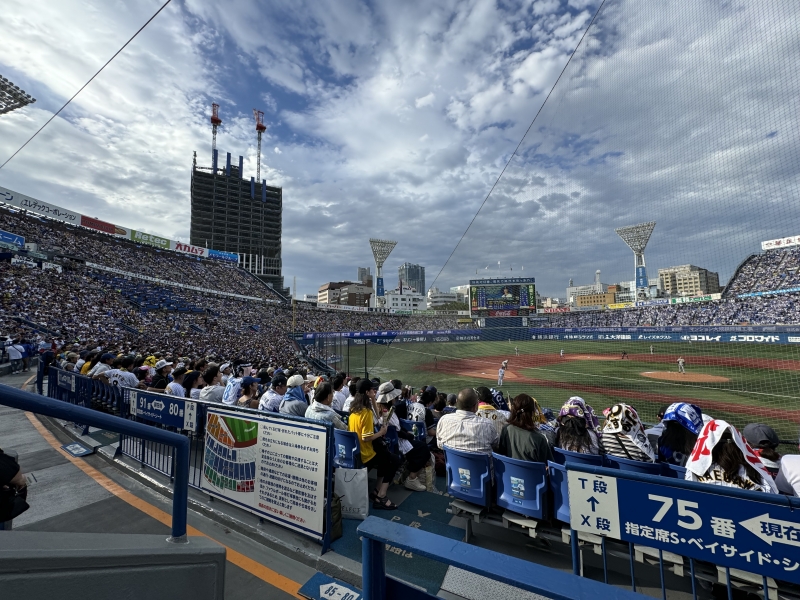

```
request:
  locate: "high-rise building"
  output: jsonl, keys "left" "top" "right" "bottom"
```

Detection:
{"left": 398, "top": 262, "right": 425, "bottom": 294}
{"left": 357, "top": 267, "right": 372, "bottom": 286}
{"left": 658, "top": 265, "right": 721, "bottom": 297}
{"left": 190, "top": 150, "right": 286, "bottom": 294}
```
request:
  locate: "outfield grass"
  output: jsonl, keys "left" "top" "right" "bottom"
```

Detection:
{"left": 347, "top": 339, "right": 800, "bottom": 447}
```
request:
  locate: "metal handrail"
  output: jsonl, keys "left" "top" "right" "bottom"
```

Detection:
{"left": 0, "top": 383, "right": 190, "bottom": 542}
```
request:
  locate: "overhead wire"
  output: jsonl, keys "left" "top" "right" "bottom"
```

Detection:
{"left": 0, "top": 0, "right": 174, "bottom": 172}
{"left": 426, "top": 0, "right": 608, "bottom": 293}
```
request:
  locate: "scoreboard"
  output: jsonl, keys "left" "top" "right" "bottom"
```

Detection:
{"left": 469, "top": 277, "right": 536, "bottom": 317}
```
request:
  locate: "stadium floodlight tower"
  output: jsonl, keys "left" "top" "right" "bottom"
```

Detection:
{"left": 0, "top": 75, "right": 36, "bottom": 116}
{"left": 369, "top": 238, "right": 397, "bottom": 308}
{"left": 615, "top": 221, "right": 656, "bottom": 301}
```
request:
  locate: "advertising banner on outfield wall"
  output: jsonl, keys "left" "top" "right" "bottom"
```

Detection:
{"left": 300, "top": 325, "right": 800, "bottom": 346}
{"left": 737, "top": 286, "right": 800, "bottom": 299}
{"left": 762, "top": 235, "right": 800, "bottom": 250}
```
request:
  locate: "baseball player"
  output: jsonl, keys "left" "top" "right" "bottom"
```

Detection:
{"left": 677, "top": 356, "right": 686, "bottom": 374}
{"left": 560, "top": 349, "right": 564, "bottom": 357}
{"left": 497, "top": 364, "right": 505, "bottom": 386}
{"left": 514, "top": 346, "right": 519, "bottom": 356}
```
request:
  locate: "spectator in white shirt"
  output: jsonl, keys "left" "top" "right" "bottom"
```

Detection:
{"left": 7, "top": 342, "right": 24, "bottom": 374}
{"left": 437, "top": 388, "right": 499, "bottom": 455}
{"left": 331, "top": 375, "right": 347, "bottom": 412}
{"left": 166, "top": 366, "right": 188, "bottom": 396}
{"left": 89, "top": 353, "right": 116, "bottom": 378}
{"left": 98, "top": 356, "right": 141, "bottom": 389}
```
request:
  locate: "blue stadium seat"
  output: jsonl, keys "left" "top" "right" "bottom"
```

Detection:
{"left": 333, "top": 430, "right": 362, "bottom": 469}
{"left": 493, "top": 453, "right": 548, "bottom": 520}
{"left": 443, "top": 446, "right": 492, "bottom": 508}
{"left": 605, "top": 454, "right": 663, "bottom": 475}
{"left": 662, "top": 463, "right": 687, "bottom": 479}
{"left": 385, "top": 425, "right": 399, "bottom": 455}
{"left": 547, "top": 460, "right": 570, "bottom": 523}
{"left": 398, "top": 418, "right": 426, "bottom": 442}
{"left": 553, "top": 447, "right": 605, "bottom": 466}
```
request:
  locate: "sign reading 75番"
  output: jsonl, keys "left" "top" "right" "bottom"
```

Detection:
{"left": 568, "top": 469, "right": 800, "bottom": 584}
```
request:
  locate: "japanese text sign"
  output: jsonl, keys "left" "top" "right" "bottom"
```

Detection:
{"left": 127, "top": 390, "right": 197, "bottom": 432}
{"left": 568, "top": 468, "right": 800, "bottom": 583}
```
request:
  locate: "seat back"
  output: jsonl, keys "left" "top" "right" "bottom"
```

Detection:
{"left": 553, "top": 447, "right": 604, "bottom": 466}
{"left": 662, "top": 463, "right": 687, "bottom": 479}
{"left": 399, "top": 418, "right": 426, "bottom": 442}
{"left": 547, "top": 460, "right": 570, "bottom": 523}
{"left": 333, "top": 430, "right": 362, "bottom": 469}
{"left": 385, "top": 425, "right": 400, "bottom": 455}
{"left": 605, "top": 454, "right": 663, "bottom": 475}
{"left": 443, "top": 446, "right": 492, "bottom": 507}
{"left": 493, "top": 453, "right": 548, "bottom": 519}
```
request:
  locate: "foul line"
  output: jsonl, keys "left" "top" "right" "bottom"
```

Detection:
{"left": 22, "top": 406, "right": 303, "bottom": 597}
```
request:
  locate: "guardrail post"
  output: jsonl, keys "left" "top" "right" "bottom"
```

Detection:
{"left": 570, "top": 529, "right": 581, "bottom": 576}
{"left": 168, "top": 437, "right": 190, "bottom": 543}
{"left": 361, "top": 535, "right": 385, "bottom": 600}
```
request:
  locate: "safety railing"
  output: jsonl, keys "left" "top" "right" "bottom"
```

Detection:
{"left": 358, "top": 516, "right": 648, "bottom": 599}
{"left": 41, "top": 366, "right": 337, "bottom": 552}
{"left": 0, "top": 383, "right": 190, "bottom": 542}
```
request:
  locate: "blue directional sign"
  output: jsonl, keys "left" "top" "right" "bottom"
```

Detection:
{"left": 298, "top": 573, "right": 361, "bottom": 600}
{"left": 568, "top": 467, "right": 800, "bottom": 584}
{"left": 57, "top": 371, "right": 76, "bottom": 392}
{"left": 127, "top": 390, "right": 198, "bottom": 432}
{"left": 61, "top": 442, "right": 93, "bottom": 457}
{"left": 0, "top": 228, "right": 24, "bottom": 248}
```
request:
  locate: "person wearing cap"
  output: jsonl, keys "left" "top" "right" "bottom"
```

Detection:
{"left": 147, "top": 359, "right": 174, "bottom": 392}
{"left": 199, "top": 365, "right": 225, "bottom": 403}
{"left": 656, "top": 403, "right": 703, "bottom": 466}
{"left": 279, "top": 374, "right": 310, "bottom": 417}
{"left": 88, "top": 353, "right": 115, "bottom": 378}
{"left": 259, "top": 375, "right": 288, "bottom": 412}
{"left": 743, "top": 423, "right": 782, "bottom": 477}
{"left": 219, "top": 363, "right": 233, "bottom": 386}
{"left": 237, "top": 377, "right": 261, "bottom": 409}
{"left": 305, "top": 382, "right": 346, "bottom": 430}
{"left": 166, "top": 367, "right": 188, "bottom": 397}
{"left": 349, "top": 379, "right": 398, "bottom": 509}
{"left": 376, "top": 382, "right": 428, "bottom": 492}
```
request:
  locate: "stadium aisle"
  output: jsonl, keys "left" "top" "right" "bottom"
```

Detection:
{"left": 1, "top": 372, "right": 315, "bottom": 600}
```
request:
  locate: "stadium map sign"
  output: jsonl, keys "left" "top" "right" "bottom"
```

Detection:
{"left": 469, "top": 277, "right": 536, "bottom": 317}
{"left": 200, "top": 407, "right": 331, "bottom": 541}
{"left": 568, "top": 468, "right": 800, "bottom": 584}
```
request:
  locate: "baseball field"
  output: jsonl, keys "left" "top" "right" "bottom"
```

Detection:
{"left": 356, "top": 339, "right": 800, "bottom": 446}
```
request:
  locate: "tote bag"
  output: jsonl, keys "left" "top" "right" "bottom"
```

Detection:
{"left": 334, "top": 467, "right": 369, "bottom": 520}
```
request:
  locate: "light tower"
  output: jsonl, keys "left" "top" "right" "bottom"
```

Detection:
{"left": 369, "top": 238, "right": 398, "bottom": 308}
{"left": 253, "top": 109, "right": 266, "bottom": 182}
{"left": 615, "top": 221, "right": 656, "bottom": 301}
{"left": 210, "top": 103, "right": 222, "bottom": 164}
{"left": 0, "top": 75, "right": 36, "bottom": 116}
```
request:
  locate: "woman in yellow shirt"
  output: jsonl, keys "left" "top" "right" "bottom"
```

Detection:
{"left": 348, "top": 379, "right": 397, "bottom": 510}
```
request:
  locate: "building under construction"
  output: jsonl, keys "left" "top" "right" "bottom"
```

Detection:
{"left": 190, "top": 149, "right": 286, "bottom": 294}
{"left": 190, "top": 104, "right": 287, "bottom": 295}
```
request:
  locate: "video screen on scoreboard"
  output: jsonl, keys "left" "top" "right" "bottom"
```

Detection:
{"left": 469, "top": 277, "right": 536, "bottom": 317}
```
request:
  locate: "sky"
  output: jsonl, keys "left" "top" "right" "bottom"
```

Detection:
{"left": 1, "top": 0, "right": 799, "bottom": 298}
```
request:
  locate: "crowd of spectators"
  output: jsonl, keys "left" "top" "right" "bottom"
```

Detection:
{"left": 724, "top": 247, "right": 800, "bottom": 297}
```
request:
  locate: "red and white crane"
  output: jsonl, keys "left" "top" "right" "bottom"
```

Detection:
{"left": 253, "top": 109, "right": 266, "bottom": 182}
{"left": 210, "top": 102, "right": 222, "bottom": 164}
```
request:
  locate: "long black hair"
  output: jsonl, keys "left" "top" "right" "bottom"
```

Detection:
{"left": 659, "top": 420, "right": 698, "bottom": 457}
{"left": 712, "top": 431, "right": 763, "bottom": 484}
{"left": 556, "top": 415, "right": 594, "bottom": 453}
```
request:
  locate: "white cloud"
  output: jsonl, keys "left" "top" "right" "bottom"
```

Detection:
{"left": 415, "top": 92, "right": 436, "bottom": 108}
{"left": 273, "top": 146, "right": 282, "bottom": 154}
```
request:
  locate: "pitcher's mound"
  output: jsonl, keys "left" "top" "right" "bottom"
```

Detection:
{"left": 641, "top": 371, "right": 730, "bottom": 383}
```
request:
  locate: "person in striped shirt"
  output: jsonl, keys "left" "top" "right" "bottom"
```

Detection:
{"left": 436, "top": 388, "right": 499, "bottom": 455}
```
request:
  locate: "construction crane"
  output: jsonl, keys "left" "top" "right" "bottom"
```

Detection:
{"left": 253, "top": 109, "right": 266, "bottom": 182}
{"left": 210, "top": 103, "right": 222, "bottom": 164}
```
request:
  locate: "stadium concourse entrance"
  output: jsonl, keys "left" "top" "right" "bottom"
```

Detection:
{"left": 300, "top": 320, "right": 800, "bottom": 446}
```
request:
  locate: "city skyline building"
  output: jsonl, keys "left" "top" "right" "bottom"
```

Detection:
{"left": 399, "top": 262, "right": 425, "bottom": 294}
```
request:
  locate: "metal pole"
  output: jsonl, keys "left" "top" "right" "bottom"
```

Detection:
{"left": 361, "top": 536, "right": 386, "bottom": 600}
{"left": 570, "top": 529, "right": 580, "bottom": 576}
{"left": 364, "top": 341, "right": 368, "bottom": 379}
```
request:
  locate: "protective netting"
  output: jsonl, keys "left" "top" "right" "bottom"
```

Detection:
{"left": 365, "top": 1, "right": 800, "bottom": 447}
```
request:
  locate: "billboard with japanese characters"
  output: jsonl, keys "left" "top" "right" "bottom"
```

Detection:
{"left": 200, "top": 407, "right": 329, "bottom": 540}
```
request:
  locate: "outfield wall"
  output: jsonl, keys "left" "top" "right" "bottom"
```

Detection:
{"left": 300, "top": 325, "right": 800, "bottom": 345}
